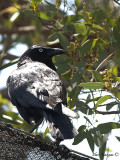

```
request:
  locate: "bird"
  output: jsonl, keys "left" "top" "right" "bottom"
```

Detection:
{"left": 7, "top": 45, "right": 78, "bottom": 143}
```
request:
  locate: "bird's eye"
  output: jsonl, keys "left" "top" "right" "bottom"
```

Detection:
{"left": 39, "top": 48, "right": 43, "bottom": 52}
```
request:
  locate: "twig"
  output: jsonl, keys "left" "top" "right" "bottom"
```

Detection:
{"left": 114, "top": 0, "right": 120, "bottom": 5}
{"left": 95, "top": 110, "right": 120, "bottom": 115}
{"left": 70, "top": 149, "right": 98, "bottom": 160}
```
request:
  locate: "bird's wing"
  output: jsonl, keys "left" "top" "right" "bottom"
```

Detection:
{"left": 7, "top": 62, "right": 65, "bottom": 109}
{"left": 7, "top": 62, "right": 78, "bottom": 118}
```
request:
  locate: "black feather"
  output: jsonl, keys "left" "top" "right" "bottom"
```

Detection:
{"left": 7, "top": 45, "right": 78, "bottom": 142}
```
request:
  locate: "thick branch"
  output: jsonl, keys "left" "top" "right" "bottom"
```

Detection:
{"left": 0, "top": 26, "right": 35, "bottom": 35}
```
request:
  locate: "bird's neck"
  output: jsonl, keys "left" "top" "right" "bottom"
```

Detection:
{"left": 46, "top": 60, "right": 56, "bottom": 71}
{"left": 18, "top": 58, "right": 56, "bottom": 71}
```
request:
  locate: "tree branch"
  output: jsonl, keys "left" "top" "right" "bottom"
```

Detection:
{"left": 4, "top": 53, "right": 19, "bottom": 60}
{"left": 114, "top": 0, "right": 120, "bottom": 5}
{"left": 95, "top": 110, "right": 120, "bottom": 115}
{"left": 0, "top": 26, "right": 35, "bottom": 35}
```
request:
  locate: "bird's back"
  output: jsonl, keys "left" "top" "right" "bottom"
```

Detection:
{"left": 7, "top": 62, "right": 67, "bottom": 122}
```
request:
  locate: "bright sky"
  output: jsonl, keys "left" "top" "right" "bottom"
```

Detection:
{"left": 0, "top": 43, "right": 120, "bottom": 160}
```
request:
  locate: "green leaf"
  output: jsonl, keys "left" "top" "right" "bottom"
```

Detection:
{"left": 53, "top": 55, "right": 71, "bottom": 75}
{"left": 80, "top": 82, "right": 105, "bottom": 89}
{"left": 75, "top": 0, "right": 81, "bottom": 7}
{"left": 0, "top": 58, "right": 19, "bottom": 71}
{"left": 98, "top": 122, "right": 120, "bottom": 134}
{"left": 30, "top": 0, "right": 42, "bottom": 7}
{"left": 80, "top": 39, "right": 97, "bottom": 54}
{"left": 74, "top": 23, "right": 88, "bottom": 35}
{"left": 92, "top": 24, "right": 103, "bottom": 30}
{"left": 62, "top": 15, "right": 82, "bottom": 23}
{"left": 69, "top": 86, "right": 81, "bottom": 107}
{"left": 39, "top": 11, "right": 52, "bottom": 21}
{"left": 115, "top": 90, "right": 120, "bottom": 100}
{"left": 73, "top": 125, "right": 86, "bottom": 145}
{"left": 84, "top": 116, "right": 92, "bottom": 125}
{"left": 94, "top": 95, "right": 112, "bottom": 110}
{"left": 0, "top": 94, "right": 8, "bottom": 105}
{"left": 57, "top": 32, "right": 70, "bottom": 49}
{"left": 73, "top": 131, "right": 86, "bottom": 145}
{"left": 48, "top": 33, "right": 58, "bottom": 42}
{"left": 112, "top": 66, "right": 118, "bottom": 77}
{"left": 99, "top": 140, "right": 107, "bottom": 160}
{"left": 86, "top": 97, "right": 101, "bottom": 104}
{"left": 90, "top": 70, "right": 104, "bottom": 82}
{"left": 106, "top": 102, "right": 116, "bottom": 111}
{"left": 78, "top": 125, "right": 86, "bottom": 133}
{"left": 116, "top": 136, "right": 120, "bottom": 142}
{"left": 76, "top": 100, "right": 93, "bottom": 115}
{"left": 62, "top": 24, "right": 75, "bottom": 33}
{"left": 109, "top": 19, "right": 117, "bottom": 27}
{"left": 113, "top": 26, "right": 120, "bottom": 49}
{"left": 86, "top": 130, "right": 94, "bottom": 152}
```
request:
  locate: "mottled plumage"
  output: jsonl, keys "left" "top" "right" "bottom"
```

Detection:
{"left": 7, "top": 45, "right": 78, "bottom": 142}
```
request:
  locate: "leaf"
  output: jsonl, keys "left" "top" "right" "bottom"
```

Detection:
{"left": 99, "top": 140, "right": 107, "bottom": 160}
{"left": 0, "top": 58, "right": 19, "bottom": 71}
{"left": 53, "top": 55, "right": 71, "bottom": 75}
{"left": 0, "top": 94, "right": 8, "bottom": 105}
{"left": 92, "top": 24, "right": 103, "bottom": 30}
{"left": 115, "top": 90, "right": 120, "bottom": 100}
{"left": 106, "top": 102, "right": 116, "bottom": 111}
{"left": 75, "top": 0, "right": 81, "bottom": 7}
{"left": 116, "top": 136, "right": 120, "bottom": 142}
{"left": 86, "top": 97, "right": 101, "bottom": 104}
{"left": 39, "top": 11, "right": 52, "bottom": 21}
{"left": 113, "top": 26, "right": 120, "bottom": 49}
{"left": 80, "top": 82, "right": 105, "bottom": 89}
{"left": 97, "top": 122, "right": 120, "bottom": 134}
{"left": 94, "top": 95, "right": 112, "bottom": 110}
{"left": 48, "top": 33, "right": 58, "bottom": 42}
{"left": 86, "top": 130, "right": 94, "bottom": 152}
{"left": 84, "top": 116, "right": 92, "bottom": 125}
{"left": 57, "top": 32, "right": 70, "bottom": 49}
{"left": 62, "top": 15, "right": 82, "bottom": 23}
{"left": 76, "top": 100, "right": 93, "bottom": 115}
{"left": 74, "top": 23, "right": 88, "bottom": 35}
{"left": 90, "top": 70, "right": 104, "bottom": 82}
{"left": 78, "top": 125, "right": 86, "bottom": 133}
{"left": 73, "top": 131, "right": 86, "bottom": 145}
{"left": 30, "top": 0, "right": 42, "bottom": 7}
{"left": 112, "top": 66, "right": 118, "bottom": 77}
{"left": 80, "top": 39, "right": 97, "bottom": 54}
{"left": 69, "top": 86, "right": 81, "bottom": 107}
{"left": 73, "top": 125, "right": 86, "bottom": 145}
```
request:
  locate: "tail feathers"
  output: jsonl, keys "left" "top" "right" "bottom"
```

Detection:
{"left": 43, "top": 110, "right": 78, "bottom": 141}
{"left": 46, "top": 103, "right": 79, "bottom": 118}
{"left": 61, "top": 104, "right": 79, "bottom": 118}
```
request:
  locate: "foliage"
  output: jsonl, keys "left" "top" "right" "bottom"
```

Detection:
{"left": 0, "top": 0, "right": 120, "bottom": 159}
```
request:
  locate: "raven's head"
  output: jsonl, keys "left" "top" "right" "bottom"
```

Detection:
{"left": 18, "top": 45, "right": 66, "bottom": 70}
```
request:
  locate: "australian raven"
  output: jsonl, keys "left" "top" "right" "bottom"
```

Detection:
{"left": 7, "top": 45, "right": 78, "bottom": 142}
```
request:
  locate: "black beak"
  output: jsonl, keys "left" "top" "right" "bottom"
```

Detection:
{"left": 48, "top": 48, "right": 66, "bottom": 57}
